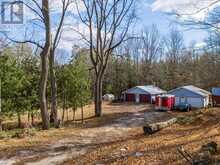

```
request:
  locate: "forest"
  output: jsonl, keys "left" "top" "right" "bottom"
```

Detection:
{"left": 1, "top": 26, "right": 220, "bottom": 129}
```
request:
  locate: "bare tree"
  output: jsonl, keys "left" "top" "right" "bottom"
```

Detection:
{"left": 140, "top": 25, "right": 162, "bottom": 84}
{"left": 38, "top": 0, "right": 51, "bottom": 130}
{"left": 2, "top": 0, "right": 52, "bottom": 129}
{"left": 164, "top": 28, "right": 184, "bottom": 89}
{"left": 75, "top": 0, "right": 136, "bottom": 116}
{"left": 173, "top": 1, "right": 220, "bottom": 32}
{"left": 49, "top": 0, "right": 73, "bottom": 127}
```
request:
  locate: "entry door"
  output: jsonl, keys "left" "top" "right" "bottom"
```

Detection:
{"left": 180, "top": 97, "right": 186, "bottom": 103}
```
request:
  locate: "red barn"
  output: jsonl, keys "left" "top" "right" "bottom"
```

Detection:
{"left": 155, "top": 95, "right": 175, "bottom": 111}
{"left": 212, "top": 87, "right": 220, "bottom": 106}
{"left": 122, "top": 85, "right": 166, "bottom": 104}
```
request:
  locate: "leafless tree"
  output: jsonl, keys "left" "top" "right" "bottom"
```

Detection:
{"left": 140, "top": 25, "right": 162, "bottom": 84}
{"left": 2, "top": 0, "right": 51, "bottom": 129}
{"left": 75, "top": 0, "right": 136, "bottom": 116}
{"left": 164, "top": 28, "right": 184, "bottom": 89}
{"left": 173, "top": 1, "right": 220, "bottom": 31}
{"left": 49, "top": 0, "right": 73, "bottom": 127}
{"left": 2, "top": 0, "right": 73, "bottom": 129}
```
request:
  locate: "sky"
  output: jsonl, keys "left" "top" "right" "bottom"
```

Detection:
{"left": 1, "top": 0, "right": 220, "bottom": 56}
{"left": 138, "top": 0, "right": 208, "bottom": 47}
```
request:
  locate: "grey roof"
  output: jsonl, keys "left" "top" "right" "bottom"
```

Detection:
{"left": 124, "top": 85, "right": 166, "bottom": 95}
{"left": 212, "top": 87, "right": 220, "bottom": 96}
{"left": 170, "top": 85, "right": 211, "bottom": 97}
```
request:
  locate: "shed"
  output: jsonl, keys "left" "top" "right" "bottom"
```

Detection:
{"left": 122, "top": 85, "right": 166, "bottom": 104}
{"left": 103, "top": 94, "right": 115, "bottom": 101}
{"left": 212, "top": 87, "right": 220, "bottom": 105}
{"left": 168, "top": 85, "right": 211, "bottom": 108}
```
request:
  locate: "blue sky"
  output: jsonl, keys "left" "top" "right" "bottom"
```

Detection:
{"left": 137, "top": 0, "right": 208, "bottom": 47}
{"left": 1, "top": 0, "right": 217, "bottom": 53}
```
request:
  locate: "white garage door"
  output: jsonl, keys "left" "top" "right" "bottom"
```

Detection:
{"left": 187, "top": 97, "right": 203, "bottom": 108}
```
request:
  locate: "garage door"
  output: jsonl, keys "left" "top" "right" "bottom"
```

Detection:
{"left": 126, "top": 94, "right": 135, "bottom": 102}
{"left": 187, "top": 97, "right": 203, "bottom": 108}
{"left": 140, "top": 94, "right": 151, "bottom": 103}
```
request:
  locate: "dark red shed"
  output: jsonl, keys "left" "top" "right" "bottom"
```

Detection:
{"left": 212, "top": 88, "right": 220, "bottom": 106}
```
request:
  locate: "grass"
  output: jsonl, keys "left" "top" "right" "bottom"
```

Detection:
{"left": 0, "top": 102, "right": 147, "bottom": 158}
{"left": 62, "top": 107, "right": 220, "bottom": 165}
{"left": 1, "top": 103, "right": 219, "bottom": 164}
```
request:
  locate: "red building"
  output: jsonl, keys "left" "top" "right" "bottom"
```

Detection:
{"left": 212, "top": 88, "right": 220, "bottom": 106}
{"left": 155, "top": 95, "right": 175, "bottom": 111}
{"left": 123, "top": 85, "right": 166, "bottom": 104}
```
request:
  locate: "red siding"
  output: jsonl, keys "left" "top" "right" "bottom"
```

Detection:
{"left": 156, "top": 96, "right": 160, "bottom": 106}
{"left": 156, "top": 95, "right": 175, "bottom": 111}
{"left": 213, "top": 95, "right": 220, "bottom": 105}
{"left": 140, "top": 94, "right": 151, "bottom": 103}
{"left": 126, "top": 94, "right": 135, "bottom": 102}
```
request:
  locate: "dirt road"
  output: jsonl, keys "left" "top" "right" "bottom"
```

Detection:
{"left": 0, "top": 104, "right": 174, "bottom": 165}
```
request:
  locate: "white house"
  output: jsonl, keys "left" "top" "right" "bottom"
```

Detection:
{"left": 168, "top": 85, "right": 211, "bottom": 108}
{"left": 122, "top": 85, "right": 166, "bottom": 104}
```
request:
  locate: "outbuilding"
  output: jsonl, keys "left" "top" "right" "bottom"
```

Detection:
{"left": 103, "top": 94, "right": 115, "bottom": 102}
{"left": 168, "top": 85, "right": 212, "bottom": 108}
{"left": 122, "top": 85, "right": 166, "bottom": 104}
{"left": 212, "top": 87, "right": 220, "bottom": 106}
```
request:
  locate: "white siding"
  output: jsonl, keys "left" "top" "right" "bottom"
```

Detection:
{"left": 135, "top": 94, "right": 140, "bottom": 103}
{"left": 186, "top": 97, "right": 203, "bottom": 108}
{"left": 175, "top": 97, "right": 180, "bottom": 105}
{"left": 174, "top": 96, "right": 205, "bottom": 108}
{"left": 203, "top": 97, "right": 209, "bottom": 107}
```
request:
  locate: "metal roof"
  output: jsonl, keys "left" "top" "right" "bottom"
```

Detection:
{"left": 158, "top": 94, "right": 175, "bottom": 98}
{"left": 212, "top": 87, "right": 220, "bottom": 96}
{"left": 170, "top": 85, "right": 211, "bottom": 97}
{"left": 124, "top": 85, "right": 166, "bottom": 95}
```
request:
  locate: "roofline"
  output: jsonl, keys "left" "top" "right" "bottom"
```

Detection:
{"left": 168, "top": 86, "right": 210, "bottom": 98}
{"left": 122, "top": 85, "right": 166, "bottom": 94}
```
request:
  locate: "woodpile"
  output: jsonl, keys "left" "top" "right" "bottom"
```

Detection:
{"left": 143, "top": 118, "right": 177, "bottom": 135}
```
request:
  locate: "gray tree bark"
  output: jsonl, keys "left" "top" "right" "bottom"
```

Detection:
{"left": 49, "top": 49, "right": 58, "bottom": 126}
{"left": 39, "top": 0, "right": 51, "bottom": 130}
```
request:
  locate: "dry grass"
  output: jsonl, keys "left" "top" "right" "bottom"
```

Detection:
{"left": 1, "top": 103, "right": 220, "bottom": 165}
{"left": 0, "top": 102, "right": 147, "bottom": 158}
{"left": 63, "top": 108, "right": 220, "bottom": 165}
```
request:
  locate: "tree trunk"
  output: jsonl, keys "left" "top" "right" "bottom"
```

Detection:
{"left": 0, "top": 118, "right": 2, "bottom": 131}
{"left": 17, "top": 112, "right": 21, "bottom": 128}
{"left": 94, "top": 76, "right": 102, "bottom": 117}
{"left": 62, "top": 88, "right": 66, "bottom": 123}
{"left": 28, "top": 112, "right": 30, "bottom": 123}
{"left": 72, "top": 107, "right": 76, "bottom": 121}
{"left": 62, "top": 106, "right": 65, "bottom": 123}
{"left": 40, "top": 50, "right": 50, "bottom": 130}
{"left": 66, "top": 108, "right": 69, "bottom": 121}
{"left": 31, "top": 112, "right": 34, "bottom": 126}
{"left": 49, "top": 49, "right": 58, "bottom": 126}
{"left": 0, "top": 79, "right": 2, "bottom": 131}
{"left": 81, "top": 104, "right": 84, "bottom": 124}
{"left": 39, "top": 0, "right": 51, "bottom": 130}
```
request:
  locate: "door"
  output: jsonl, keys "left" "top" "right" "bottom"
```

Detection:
{"left": 126, "top": 94, "right": 135, "bottom": 102}
{"left": 140, "top": 94, "right": 150, "bottom": 103}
